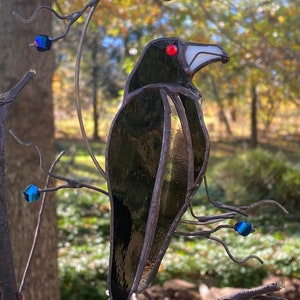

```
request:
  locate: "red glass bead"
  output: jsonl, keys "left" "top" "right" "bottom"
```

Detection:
{"left": 166, "top": 44, "right": 178, "bottom": 56}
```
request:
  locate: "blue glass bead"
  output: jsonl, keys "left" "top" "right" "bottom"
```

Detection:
{"left": 23, "top": 184, "right": 40, "bottom": 202}
{"left": 34, "top": 35, "right": 52, "bottom": 52}
{"left": 235, "top": 221, "right": 253, "bottom": 236}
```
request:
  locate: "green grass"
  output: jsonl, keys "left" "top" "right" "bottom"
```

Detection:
{"left": 56, "top": 139, "right": 300, "bottom": 299}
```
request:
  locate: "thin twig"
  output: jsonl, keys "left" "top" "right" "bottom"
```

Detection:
{"left": 13, "top": 6, "right": 67, "bottom": 23}
{"left": 18, "top": 151, "right": 64, "bottom": 295}
{"left": 0, "top": 70, "right": 35, "bottom": 107}
{"left": 176, "top": 224, "right": 263, "bottom": 265}
{"left": 203, "top": 176, "right": 248, "bottom": 216}
{"left": 74, "top": 0, "right": 107, "bottom": 180}
{"left": 9, "top": 130, "right": 109, "bottom": 196}
{"left": 201, "top": 176, "right": 288, "bottom": 216}
{"left": 13, "top": 0, "right": 100, "bottom": 42}
{"left": 188, "top": 208, "right": 239, "bottom": 224}
{"left": 176, "top": 224, "right": 234, "bottom": 237}
{"left": 240, "top": 199, "right": 289, "bottom": 215}
{"left": 143, "top": 290, "right": 154, "bottom": 300}
{"left": 208, "top": 235, "right": 264, "bottom": 264}
{"left": 218, "top": 282, "right": 286, "bottom": 300}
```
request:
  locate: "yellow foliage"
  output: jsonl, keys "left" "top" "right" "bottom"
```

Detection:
{"left": 278, "top": 15, "right": 285, "bottom": 23}
{"left": 52, "top": 0, "right": 300, "bottom": 141}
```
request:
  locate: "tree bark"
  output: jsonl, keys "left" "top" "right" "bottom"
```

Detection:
{"left": 0, "top": 72, "right": 35, "bottom": 300}
{"left": 92, "top": 39, "right": 100, "bottom": 141}
{"left": 250, "top": 83, "right": 258, "bottom": 148}
{"left": 0, "top": 106, "right": 18, "bottom": 300}
{"left": 0, "top": 1, "right": 60, "bottom": 300}
{"left": 210, "top": 75, "right": 232, "bottom": 136}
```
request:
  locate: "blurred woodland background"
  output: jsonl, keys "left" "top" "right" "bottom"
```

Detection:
{"left": 53, "top": 0, "right": 300, "bottom": 148}
{"left": 0, "top": 0, "right": 299, "bottom": 299}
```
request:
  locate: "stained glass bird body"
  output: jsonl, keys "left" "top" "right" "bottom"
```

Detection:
{"left": 106, "top": 37, "right": 229, "bottom": 299}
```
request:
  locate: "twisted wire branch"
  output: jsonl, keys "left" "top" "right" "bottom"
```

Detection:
{"left": 176, "top": 224, "right": 235, "bottom": 237}
{"left": 13, "top": 1, "right": 106, "bottom": 179}
{"left": 208, "top": 235, "right": 264, "bottom": 264}
{"left": 13, "top": 6, "right": 66, "bottom": 24}
{"left": 13, "top": 0, "right": 100, "bottom": 42}
{"left": 189, "top": 175, "right": 288, "bottom": 225}
{"left": 239, "top": 199, "right": 289, "bottom": 215}
{"left": 9, "top": 130, "right": 108, "bottom": 196}
{"left": 74, "top": 1, "right": 107, "bottom": 180}
{"left": 177, "top": 224, "right": 262, "bottom": 265}
{"left": 181, "top": 213, "right": 237, "bottom": 225}
{"left": 0, "top": 70, "right": 35, "bottom": 108}
{"left": 218, "top": 281, "right": 286, "bottom": 300}
{"left": 203, "top": 175, "right": 289, "bottom": 216}
{"left": 18, "top": 151, "right": 64, "bottom": 296}
{"left": 178, "top": 174, "right": 288, "bottom": 265}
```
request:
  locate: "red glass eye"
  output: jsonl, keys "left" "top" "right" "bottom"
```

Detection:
{"left": 166, "top": 44, "right": 178, "bottom": 56}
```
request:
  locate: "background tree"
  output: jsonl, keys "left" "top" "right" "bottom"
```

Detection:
{"left": 20, "top": 1, "right": 295, "bottom": 299}
{"left": 54, "top": 0, "right": 298, "bottom": 145}
{"left": 0, "top": 0, "right": 297, "bottom": 299}
{"left": 172, "top": 0, "right": 300, "bottom": 144}
{"left": 0, "top": 1, "right": 60, "bottom": 299}
{"left": 53, "top": 0, "right": 169, "bottom": 140}
{"left": 54, "top": 0, "right": 297, "bottom": 143}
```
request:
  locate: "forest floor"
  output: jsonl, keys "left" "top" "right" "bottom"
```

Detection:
{"left": 56, "top": 136, "right": 300, "bottom": 300}
{"left": 137, "top": 276, "right": 300, "bottom": 300}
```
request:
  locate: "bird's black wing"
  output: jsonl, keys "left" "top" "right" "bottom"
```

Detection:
{"left": 179, "top": 89, "right": 210, "bottom": 188}
{"left": 106, "top": 86, "right": 165, "bottom": 299}
{"left": 106, "top": 84, "right": 209, "bottom": 299}
{"left": 136, "top": 86, "right": 210, "bottom": 291}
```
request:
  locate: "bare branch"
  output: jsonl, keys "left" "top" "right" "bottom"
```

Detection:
{"left": 18, "top": 151, "right": 64, "bottom": 296}
{"left": 0, "top": 70, "right": 34, "bottom": 300}
{"left": 176, "top": 224, "right": 234, "bottom": 237}
{"left": 9, "top": 130, "right": 108, "bottom": 196}
{"left": 74, "top": 1, "right": 107, "bottom": 180}
{"left": 202, "top": 176, "right": 288, "bottom": 217}
{"left": 0, "top": 70, "right": 35, "bottom": 107}
{"left": 218, "top": 282, "right": 286, "bottom": 300}
{"left": 209, "top": 235, "right": 264, "bottom": 264}
{"left": 13, "top": 0, "right": 100, "bottom": 42}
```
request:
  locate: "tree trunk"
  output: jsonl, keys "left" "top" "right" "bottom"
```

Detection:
{"left": 210, "top": 75, "right": 232, "bottom": 136}
{"left": 0, "top": 71, "right": 35, "bottom": 300}
{"left": 250, "top": 83, "right": 258, "bottom": 148}
{"left": 0, "top": 1, "right": 60, "bottom": 300}
{"left": 92, "top": 39, "right": 100, "bottom": 141}
{"left": 0, "top": 108, "right": 18, "bottom": 300}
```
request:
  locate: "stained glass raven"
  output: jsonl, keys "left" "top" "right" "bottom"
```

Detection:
{"left": 106, "top": 37, "right": 229, "bottom": 299}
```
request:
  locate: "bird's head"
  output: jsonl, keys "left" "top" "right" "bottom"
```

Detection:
{"left": 125, "top": 37, "right": 229, "bottom": 94}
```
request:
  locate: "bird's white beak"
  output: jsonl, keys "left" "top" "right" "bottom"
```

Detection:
{"left": 184, "top": 43, "right": 230, "bottom": 76}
